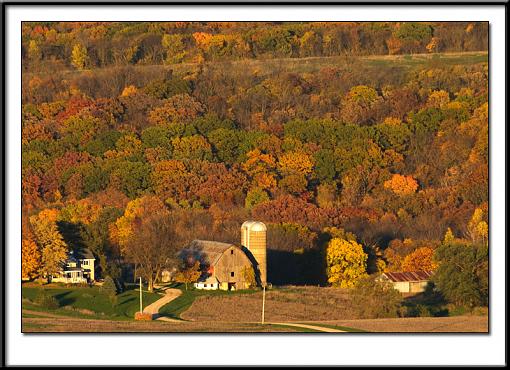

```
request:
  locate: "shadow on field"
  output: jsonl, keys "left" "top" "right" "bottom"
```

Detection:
{"left": 54, "top": 291, "right": 75, "bottom": 307}
{"left": 267, "top": 249, "right": 326, "bottom": 286}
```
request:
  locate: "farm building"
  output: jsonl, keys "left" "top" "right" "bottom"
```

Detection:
{"left": 194, "top": 275, "right": 220, "bottom": 290}
{"left": 181, "top": 221, "right": 268, "bottom": 290}
{"left": 378, "top": 271, "right": 434, "bottom": 294}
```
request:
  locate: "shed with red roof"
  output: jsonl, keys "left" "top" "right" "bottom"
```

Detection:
{"left": 378, "top": 271, "right": 434, "bottom": 294}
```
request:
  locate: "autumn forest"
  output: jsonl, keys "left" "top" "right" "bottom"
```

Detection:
{"left": 21, "top": 22, "right": 488, "bottom": 310}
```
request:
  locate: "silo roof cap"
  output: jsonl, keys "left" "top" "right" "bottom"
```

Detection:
{"left": 241, "top": 220, "right": 267, "bottom": 231}
{"left": 250, "top": 221, "right": 267, "bottom": 231}
{"left": 241, "top": 221, "right": 256, "bottom": 228}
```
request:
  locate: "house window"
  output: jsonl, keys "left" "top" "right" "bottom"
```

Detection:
{"left": 231, "top": 250, "right": 234, "bottom": 255}
{"left": 82, "top": 260, "right": 88, "bottom": 265}
{"left": 231, "top": 272, "right": 235, "bottom": 277}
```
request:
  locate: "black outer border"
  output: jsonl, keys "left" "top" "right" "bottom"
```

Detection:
{"left": 1, "top": 1, "right": 507, "bottom": 367}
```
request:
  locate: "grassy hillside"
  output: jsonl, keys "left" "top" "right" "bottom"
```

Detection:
{"left": 22, "top": 283, "right": 161, "bottom": 320}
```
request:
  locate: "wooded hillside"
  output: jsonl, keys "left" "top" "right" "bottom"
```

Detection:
{"left": 22, "top": 22, "right": 488, "bottom": 298}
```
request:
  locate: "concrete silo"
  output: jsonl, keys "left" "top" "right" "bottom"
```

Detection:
{"left": 241, "top": 221, "right": 267, "bottom": 286}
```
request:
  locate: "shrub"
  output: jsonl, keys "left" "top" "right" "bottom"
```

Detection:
{"left": 472, "top": 306, "right": 489, "bottom": 316}
{"left": 101, "top": 276, "right": 118, "bottom": 305}
{"left": 350, "top": 276, "right": 402, "bottom": 319}
{"left": 114, "top": 278, "right": 125, "bottom": 293}
{"left": 241, "top": 265, "right": 257, "bottom": 289}
{"left": 35, "top": 289, "right": 59, "bottom": 310}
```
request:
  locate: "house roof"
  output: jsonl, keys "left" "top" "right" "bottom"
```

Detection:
{"left": 69, "top": 248, "right": 95, "bottom": 260}
{"left": 382, "top": 271, "right": 433, "bottom": 282}
{"left": 64, "top": 267, "right": 84, "bottom": 272}
{"left": 182, "top": 240, "right": 237, "bottom": 266}
{"left": 79, "top": 248, "right": 95, "bottom": 259}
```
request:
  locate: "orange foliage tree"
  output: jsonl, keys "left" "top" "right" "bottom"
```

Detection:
{"left": 401, "top": 247, "right": 438, "bottom": 272}
{"left": 384, "top": 174, "right": 419, "bottom": 196}
{"left": 22, "top": 238, "right": 41, "bottom": 280}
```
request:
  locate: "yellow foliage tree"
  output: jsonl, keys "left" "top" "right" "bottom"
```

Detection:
{"left": 326, "top": 238, "right": 368, "bottom": 288}
{"left": 467, "top": 207, "right": 488, "bottom": 245}
{"left": 29, "top": 210, "right": 68, "bottom": 279}
{"left": 383, "top": 117, "right": 403, "bottom": 126}
{"left": 427, "top": 90, "right": 450, "bottom": 108}
{"left": 401, "top": 247, "right": 438, "bottom": 272}
{"left": 22, "top": 238, "right": 41, "bottom": 280}
{"left": 277, "top": 151, "right": 313, "bottom": 176}
{"left": 71, "top": 43, "right": 89, "bottom": 70}
{"left": 384, "top": 174, "right": 419, "bottom": 196}
{"left": 28, "top": 40, "right": 41, "bottom": 61}
{"left": 162, "top": 34, "right": 186, "bottom": 64}
{"left": 443, "top": 227, "right": 455, "bottom": 244}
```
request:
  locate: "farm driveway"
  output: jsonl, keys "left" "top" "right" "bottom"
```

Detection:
{"left": 143, "top": 288, "right": 182, "bottom": 321}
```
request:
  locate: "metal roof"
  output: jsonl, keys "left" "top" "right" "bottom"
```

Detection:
{"left": 382, "top": 271, "right": 433, "bottom": 282}
{"left": 182, "top": 240, "right": 238, "bottom": 266}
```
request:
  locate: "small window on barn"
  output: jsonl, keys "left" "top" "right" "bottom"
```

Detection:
{"left": 231, "top": 272, "right": 235, "bottom": 277}
{"left": 231, "top": 250, "right": 234, "bottom": 255}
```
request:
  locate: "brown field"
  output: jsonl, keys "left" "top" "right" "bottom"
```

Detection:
{"left": 182, "top": 286, "right": 356, "bottom": 322}
{"left": 22, "top": 315, "right": 488, "bottom": 333}
{"left": 22, "top": 317, "right": 295, "bottom": 333}
{"left": 320, "top": 316, "right": 488, "bottom": 333}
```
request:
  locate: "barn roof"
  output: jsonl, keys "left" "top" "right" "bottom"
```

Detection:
{"left": 186, "top": 240, "right": 237, "bottom": 266}
{"left": 197, "top": 275, "right": 220, "bottom": 284}
{"left": 382, "top": 271, "right": 433, "bottom": 282}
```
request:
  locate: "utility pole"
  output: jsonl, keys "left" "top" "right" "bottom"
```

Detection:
{"left": 261, "top": 284, "right": 266, "bottom": 324}
{"left": 139, "top": 276, "right": 143, "bottom": 313}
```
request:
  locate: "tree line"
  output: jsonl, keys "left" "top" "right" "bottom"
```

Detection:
{"left": 23, "top": 21, "right": 487, "bottom": 72}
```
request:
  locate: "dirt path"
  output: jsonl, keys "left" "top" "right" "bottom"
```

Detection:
{"left": 143, "top": 288, "right": 182, "bottom": 321}
{"left": 268, "top": 322, "right": 345, "bottom": 333}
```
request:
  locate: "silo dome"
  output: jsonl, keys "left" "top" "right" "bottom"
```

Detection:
{"left": 241, "top": 221, "right": 256, "bottom": 229}
{"left": 250, "top": 221, "right": 267, "bottom": 232}
{"left": 241, "top": 220, "right": 267, "bottom": 232}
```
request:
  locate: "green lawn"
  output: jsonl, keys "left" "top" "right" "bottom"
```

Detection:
{"left": 158, "top": 283, "right": 259, "bottom": 320}
{"left": 22, "top": 283, "right": 161, "bottom": 320}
